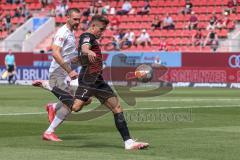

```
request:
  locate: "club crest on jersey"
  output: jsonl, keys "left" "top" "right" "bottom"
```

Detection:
{"left": 83, "top": 37, "right": 90, "bottom": 43}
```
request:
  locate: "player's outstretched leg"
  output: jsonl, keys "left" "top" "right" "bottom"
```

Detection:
{"left": 45, "top": 103, "right": 57, "bottom": 123}
{"left": 32, "top": 80, "right": 53, "bottom": 91}
{"left": 104, "top": 96, "right": 149, "bottom": 150}
{"left": 43, "top": 103, "right": 71, "bottom": 142}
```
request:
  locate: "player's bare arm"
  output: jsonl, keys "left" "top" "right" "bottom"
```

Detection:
{"left": 81, "top": 44, "right": 97, "bottom": 63}
{"left": 52, "top": 44, "right": 78, "bottom": 80}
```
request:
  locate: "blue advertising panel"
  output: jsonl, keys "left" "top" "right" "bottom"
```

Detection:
{"left": 105, "top": 52, "right": 143, "bottom": 67}
{"left": 140, "top": 52, "right": 182, "bottom": 67}
{"left": 0, "top": 67, "right": 49, "bottom": 80}
{"left": 104, "top": 51, "right": 182, "bottom": 67}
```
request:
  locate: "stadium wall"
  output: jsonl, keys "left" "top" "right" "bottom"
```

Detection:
{"left": 1, "top": 52, "right": 240, "bottom": 84}
{"left": 22, "top": 17, "right": 55, "bottom": 52}
{"left": 3, "top": 18, "right": 33, "bottom": 52}
{"left": 2, "top": 17, "right": 55, "bottom": 52}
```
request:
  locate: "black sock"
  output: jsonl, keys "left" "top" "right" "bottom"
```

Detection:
{"left": 8, "top": 75, "right": 13, "bottom": 84}
{"left": 114, "top": 112, "right": 131, "bottom": 141}
{"left": 51, "top": 86, "right": 74, "bottom": 109}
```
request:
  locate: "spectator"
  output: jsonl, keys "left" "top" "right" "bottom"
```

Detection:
{"left": 116, "top": 0, "right": 132, "bottom": 15}
{"left": 216, "top": 12, "right": 230, "bottom": 30}
{"left": 55, "top": 2, "right": 68, "bottom": 17}
{"left": 14, "top": 8, "right": 21, "bottom": 18}
{"left": 187, "top": 11, "right": 198, "bottom": 30}
{"left": 102, "top": 1, "right": 111, "bottom": 14}
{"left": 41, "top": 0, "right": 48, "bottom": 8}
{"left": 112, "top": 29, "right": 126, "bottom": 50}
{"left": 80, "top": 16, "right": 89, "bottom": 31}
{"left": 162, "top": 13, "right": 175, "bottom": 30}
{"left": 22, "top": 5, "right": 31, "bottom": 19}
{"left": 109, "top": 7, "right": 116, "bottom": 14}
{"left": 6, "top": 0, "right": 13, "bottom": 4}
{"left": 206, "top": 13, "right": 217, "bottom": 30}
{"left": 151, "top": 15, "right": 161, "bottom": 30}
{"left": 137, "top": 0, "right": 150, "bottom": 15}
{"left": 181, "top": 0, "right": 193, "bottom": 15}
{"left": 192, "top": 28, "right": 204, "bottom": 46}
{"left": 225, "top": 0, "right": 237, "bottom": 14}
{"left": 122, "top": 29, "right": 135, "bottom": 48}
{"left": 15, "top": 0, "right": 21, "bottom": 4}
{"left": 4, "top": 11, "right": 12, "bottom": 33}
{"left": 159, "top": 38, "right": 168, "bottom": 51}
{"left": 110, "top": 16, "right": 120, "bottom": 30}
{"left": 204, "top": 28, "right": 219, "bottom": 51}
{"left": 136, "top": 29, "right": 151, "bottom": 46}
{"left": 87, "top": 1, "right": 102, "bottom": 16}
{"left": 18, "top": 0, "right": 26, "bottom": 5}
{"left": 18, "top": 6, "right": 24, "bottom": 16}
{"left": 94, "top": 0, "right": 103, "bottom": 15}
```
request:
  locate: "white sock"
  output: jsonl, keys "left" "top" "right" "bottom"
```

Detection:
{"left": 45, "top": 116, "right": 62, "bottom": 133}
{"left": 45, "top": 106, "right": 71, "bottom": 133}
{"left": 42, "top": 81, "right": 53, "bottom": 91}
{"left": 54, "top": 102, "right": 62, "bottom": 111}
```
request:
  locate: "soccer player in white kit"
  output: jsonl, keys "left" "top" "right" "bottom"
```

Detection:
{"left": 34, "top": 8, "right": 86, "bottom": 141}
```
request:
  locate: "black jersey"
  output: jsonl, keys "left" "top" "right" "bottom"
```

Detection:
{"left": 78, "top": 32, "right": 104, "bottom": 84}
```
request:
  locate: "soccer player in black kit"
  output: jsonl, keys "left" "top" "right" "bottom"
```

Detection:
{"left": 33, "top": 15, "right": 149, "bottom": 150}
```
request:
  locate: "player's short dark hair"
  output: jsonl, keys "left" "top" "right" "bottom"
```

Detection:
{"left": 89, "top": 15, "right": 109, "bottom": 26}
{"left": 66, "top": 8, "right": 80, "bottom": 16}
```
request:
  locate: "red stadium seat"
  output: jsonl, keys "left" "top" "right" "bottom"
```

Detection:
{"left": 11, "top": 17, "right": 19, "bottom": 24}
{"left": 0, "top": 31, "right": 8, "bottom": 39}
{"left": 1, "top": 0, "right": 234, "bottom": 52}
{"left": 152, "top": 37, "right": 160, "bottom": 45}
{"left": 150, "top": 1, "right": 159, "bottom": 7}
{"left": 217, "top": 29, "right": 228, "bottom": 38}
{"left": 34, "top": 3, "right": 42, "bottom": 10}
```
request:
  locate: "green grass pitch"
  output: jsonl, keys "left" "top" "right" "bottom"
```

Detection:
{"left": 0, "top": 85, "right": 240, "bottom": 160}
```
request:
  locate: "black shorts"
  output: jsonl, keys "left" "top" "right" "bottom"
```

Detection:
{"left": 7, "top": 65, "right": 14, "bottom": 72}
{"left": 75, "top": 81, "right": 116, "bottom": 104}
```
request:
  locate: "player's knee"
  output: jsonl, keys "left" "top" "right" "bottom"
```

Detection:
{"left": 71, "top": 100, "right": 85, "bottom": 112}
{"left": 111, "top": 105, "right": 122, "bottom": 113}
{"left": 72, "top": 104, "right": 83, "bottom": 112}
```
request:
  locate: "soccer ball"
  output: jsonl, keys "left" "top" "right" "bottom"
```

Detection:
{"left": 134, "top": 64, "right": 153, "bottom": 83}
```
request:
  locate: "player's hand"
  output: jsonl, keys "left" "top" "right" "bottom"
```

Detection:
{"left": 88, "top": 52, "right": 97, "bottom": 63}
{"left": 68, "top": 70, "right": 78, "bottom": 80}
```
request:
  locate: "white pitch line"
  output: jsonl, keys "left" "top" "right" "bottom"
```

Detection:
{"left": 87, "top": 98, "right": 240, "bottom": 104}
{"left": 0, "top": 112, "right": 46, "bottom": 116}
{"left": 136, "top": 98, "right": 240, "bottom": 102}
{"left": 0, "top": 104, "right": 240, "bottom": 116}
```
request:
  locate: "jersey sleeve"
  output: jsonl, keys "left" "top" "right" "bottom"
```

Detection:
{"left": 78, "top": 33, "right": 95, "bottom": 49}
{"left": 53, "top": 31, "right": 67, "bottom": 47}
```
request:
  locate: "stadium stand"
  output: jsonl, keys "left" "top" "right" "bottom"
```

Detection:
{"left": 0, "top": 0, "right": 239, "bottom": 52}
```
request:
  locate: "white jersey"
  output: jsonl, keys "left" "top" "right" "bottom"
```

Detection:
{"left": 49, "top": 24, "right": 77, "bottom": 73}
